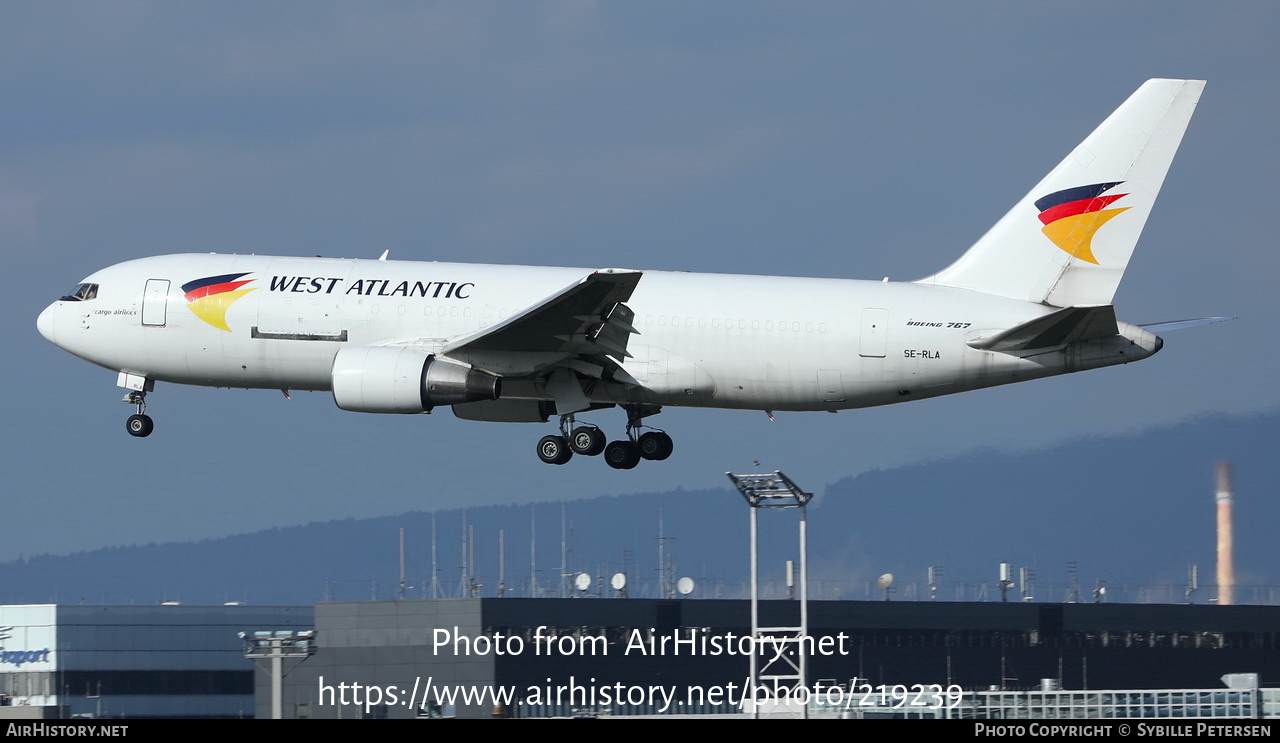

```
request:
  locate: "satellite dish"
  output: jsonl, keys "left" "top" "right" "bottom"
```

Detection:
{"left": 574, "top": 572, "right": 592, "bottom": 592}
{"left": 676, "top": 577, "right": 695, "bottom": 595}
{"left": 611, "top": 572, "right": 627, "bottom": 591}
{"left": 876, "top": 573, "right": 895, "bottom": 590}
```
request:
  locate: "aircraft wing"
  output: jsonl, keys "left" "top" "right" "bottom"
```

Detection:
{"left": 443, "top": 269, "right": 641, "bottom": 360}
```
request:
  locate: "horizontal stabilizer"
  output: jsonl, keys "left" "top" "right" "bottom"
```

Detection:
{"left": 1138, "top": 317, "right": 1234, "bottom": 333}
{"left": 970, "top": 305, "right": 1118, "bottom": 353}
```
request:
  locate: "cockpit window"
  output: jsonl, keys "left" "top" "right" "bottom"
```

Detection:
{"left": 60, "top": 283, "right": 98, "bottom": 302}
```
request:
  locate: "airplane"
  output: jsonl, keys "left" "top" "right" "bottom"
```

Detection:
{"left": 37, "top": 79, "right": 1219, "bottom": 469}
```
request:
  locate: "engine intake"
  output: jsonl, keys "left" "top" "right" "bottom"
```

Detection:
{"left": 331, "top": 347, "right": 499, "bottom": 414}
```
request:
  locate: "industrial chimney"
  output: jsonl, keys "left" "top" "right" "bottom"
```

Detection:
{"left": 1215, "top": 462, "right": 1235, "bottom": 606}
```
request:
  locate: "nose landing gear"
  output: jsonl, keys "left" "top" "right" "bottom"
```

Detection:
{"left": 123, "top": 390, "right": 153, "bottom": 438}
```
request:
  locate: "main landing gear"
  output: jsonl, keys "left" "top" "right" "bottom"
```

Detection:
{"left": 535, "top": 406, "right": 673, "bottom": 469}
{"left": 123, "top": 390, "right": 154, "bottom": 438}
{"left": 537, "top": 415, "right": 607, "bottom": 466}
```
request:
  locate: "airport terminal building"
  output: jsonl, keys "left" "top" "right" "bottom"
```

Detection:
{"left": 0, "top": 604, "right": 311, "bottom": 719}
{"left": 4, "top": 599, "right": 1277, "bottom": 719}
{"left": 264, "top": 598, "right": 1280, "bottom": 719}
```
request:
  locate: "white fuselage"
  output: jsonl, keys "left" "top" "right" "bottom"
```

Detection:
{"left": 36, "top": 253, "right": 1159, "bottom": 414}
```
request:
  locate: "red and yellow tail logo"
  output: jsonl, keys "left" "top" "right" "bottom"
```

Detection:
{"left": 1034, "top": 182, "right": 1129, "bottom": 264}
{"left": 182, "top": 273, "right": 256, "bottom": 331}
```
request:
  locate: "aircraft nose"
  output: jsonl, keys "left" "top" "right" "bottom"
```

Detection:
{"left": 37, "top": 303, "right": 57, "bottom": 344}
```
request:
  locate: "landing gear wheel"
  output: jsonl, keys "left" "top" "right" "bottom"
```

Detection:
{"left": 126, "top": 414, "right": 154, "bottom": 438}
{"left": 569, "top": 426, "right": 606, "bottom": 456}
{"left": 536, "top": 435, "right": 573, "bottom": 465}
{"left": 637, "top": 431, "right": 674, "bottom": 461}
{"left": 604, "top": 440, "right": 641, "bottom": 470}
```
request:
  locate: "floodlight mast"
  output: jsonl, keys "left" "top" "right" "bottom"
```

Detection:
{"left": 726, "top": 471, "right": 812, "bottom": 719}
{"left": 240, "top": 630, "right": 317, "bottom": 720}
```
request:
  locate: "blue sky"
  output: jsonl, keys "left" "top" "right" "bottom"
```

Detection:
{"left": 4, "top": 3, "right": 1277, "bottom": 561}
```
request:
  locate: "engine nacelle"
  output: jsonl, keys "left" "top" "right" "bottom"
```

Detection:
{"left": 331, "top": 347, "right": 500, "bottom": 414}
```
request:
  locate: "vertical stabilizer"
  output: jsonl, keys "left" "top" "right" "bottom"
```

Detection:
{"left": 918, "top": 79, "right": 1204, "bottom": 307}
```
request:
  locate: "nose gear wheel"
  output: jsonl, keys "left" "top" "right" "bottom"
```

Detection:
{"left": 123, "top": 390, "right": 154, "bottom": 438}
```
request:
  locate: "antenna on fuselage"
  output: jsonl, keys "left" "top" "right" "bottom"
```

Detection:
{"left": 377, "top": 249, "right": 390, "bottom": 261}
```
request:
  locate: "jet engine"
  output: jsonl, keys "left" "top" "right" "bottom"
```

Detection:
{"left": 331, "top": 346, "right": 499, "bottom": 414}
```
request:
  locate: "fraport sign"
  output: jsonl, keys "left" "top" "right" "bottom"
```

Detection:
{"left": 0, "top": 648, "right": 50, "bottom": 667}
{"left": 0, "top": 626, "right": 51, "bottom": 667}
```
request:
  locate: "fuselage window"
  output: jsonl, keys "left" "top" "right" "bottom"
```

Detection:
{"left": 60, "top": 283, "right": 98, "bottom": 301}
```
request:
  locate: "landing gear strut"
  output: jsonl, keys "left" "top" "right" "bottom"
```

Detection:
{"left": 123, "top": 391, "right": 153, "bottom": 438}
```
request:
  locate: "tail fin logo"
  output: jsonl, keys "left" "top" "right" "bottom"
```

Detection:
{"left": 182, "top": 273, "right": 256, "bottom": 331}
{"left": 1034, "top": 182, "right": 1130, "bottom": 264}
